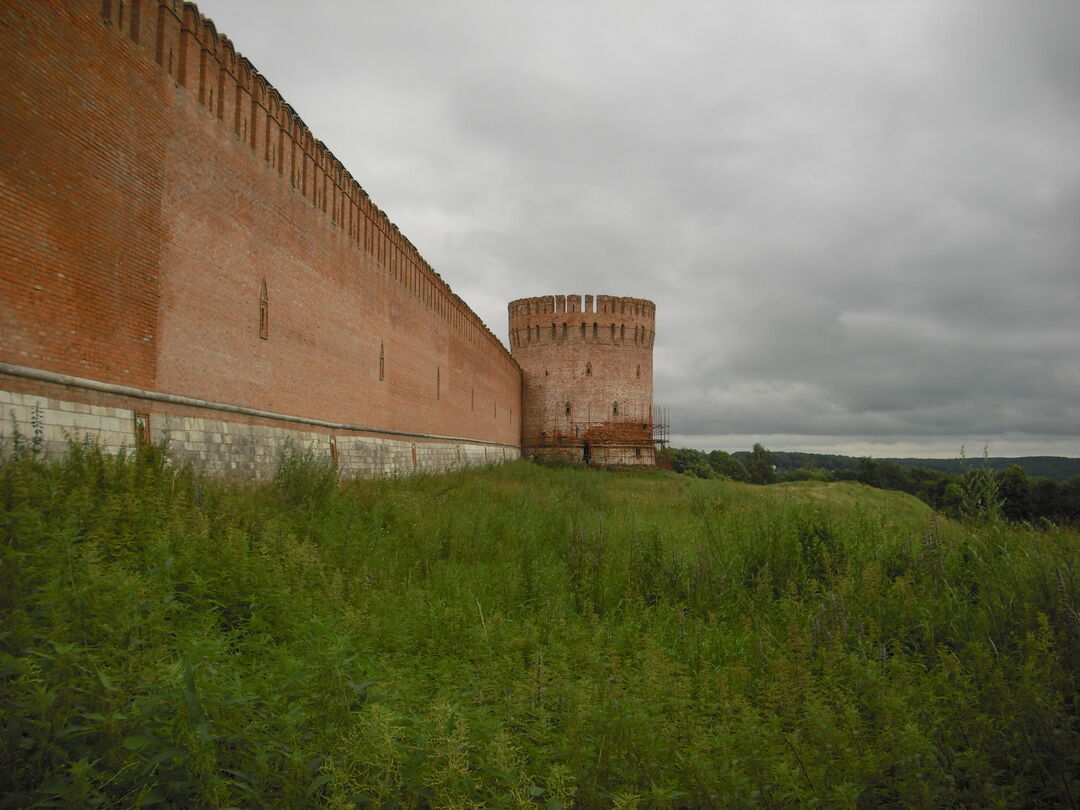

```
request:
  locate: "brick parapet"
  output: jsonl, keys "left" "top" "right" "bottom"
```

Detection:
{"left": 508, "top": 295, "right": 655, "bottom": 350}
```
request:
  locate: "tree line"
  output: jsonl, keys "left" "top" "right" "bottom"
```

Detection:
{"left": 666, "top": 444, "right": 1080, "bottom": 524}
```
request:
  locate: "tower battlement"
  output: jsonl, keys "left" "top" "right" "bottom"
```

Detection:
{"left": 508, "top": 295, "right": 655, "bottom": 350}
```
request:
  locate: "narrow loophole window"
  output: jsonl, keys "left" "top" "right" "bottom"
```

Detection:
{"left": 585, "top": 362, "right": 592, "bottom": 377}
{"left": 128, "top": 0, "right": 140, "bottom": 42}
{"left": 636, "top": 364, "right": 641, "bottom": 378}
{"left": 613, "top": 402, "right": 619, "bottom": 417}
{"left": 565, "top": 401, "right": 572, "bottom": 416}
{"left": 436, "top": 365, "right": 441, "bottom": 399}
{"left": 379, "top": 341, "right": 385, "bottom": 380}
{"left": 259, "top": 280, "right": 269, "bottom": 339}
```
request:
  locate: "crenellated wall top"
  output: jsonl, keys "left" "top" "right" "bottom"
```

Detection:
{"left": 507, "top": 294, "right": 656, "bottom": 351}
{"left": 508, "top": 295, "right": 655, "bottom": 326}
{"left": 98, "top": 0, "right": 511, "bottom": 362}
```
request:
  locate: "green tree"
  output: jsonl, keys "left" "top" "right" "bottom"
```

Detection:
{"left": 1058, "top": 475, "right": 1080, "bottom": 523}
{"left": 783, "top": 464, "right": 831, "bottom": 482}
{"left": 855, "top": 457, "right": 911, "bottom": 491}
{"left": 1031, "top": 477, "right": 1063, "bottom": 521}
{"left": 997, "top": 465, "right": 1034, "bottom": 522}
{"left": 706, "top": 450, "right": 749, "bottom": 481}
{"left": 745, "top": 443, "right": 776, "bottom": 485}
{"left": 669, "top": 448, "right": 715, "bottom": 479}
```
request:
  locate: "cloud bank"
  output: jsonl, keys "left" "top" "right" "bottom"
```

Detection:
{"left": 200, "top": 0, "right": 1080, "bottom": 456}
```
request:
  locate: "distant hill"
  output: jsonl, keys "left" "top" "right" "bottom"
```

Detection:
{"left": 881, "top": 456, "right": 1080, "bottom": 482}
{"left": 732, "top": 450, "right": 1080, "bottom": 482}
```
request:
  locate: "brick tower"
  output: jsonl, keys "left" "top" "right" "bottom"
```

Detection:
{"left": 508, "top": 294, "right": 658, "bottom": 466}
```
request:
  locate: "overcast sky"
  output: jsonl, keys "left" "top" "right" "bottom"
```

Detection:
{"left": 199, "top": 0, "right": 1079, "bottom": 458}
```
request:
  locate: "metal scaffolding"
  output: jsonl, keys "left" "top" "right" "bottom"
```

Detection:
{"left": 525, "top": 404, "right": 669, "bottom": 467}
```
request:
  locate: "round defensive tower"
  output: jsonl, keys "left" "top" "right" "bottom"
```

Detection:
{"left": 508, "top": 294, "right": 657, "bottom": 466}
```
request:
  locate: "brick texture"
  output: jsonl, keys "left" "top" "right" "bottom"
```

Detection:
{"left": 509, "top": 294, "right": 656, "bottom": 466}
{"left": 0, "top": 0, "right": 521, "bottom": 468}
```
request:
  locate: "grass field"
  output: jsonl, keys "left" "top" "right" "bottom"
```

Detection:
{"left": 2, "top": 445, "right": 1078, "bottom": 807}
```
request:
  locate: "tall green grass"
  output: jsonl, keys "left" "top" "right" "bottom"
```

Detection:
{"left": 1, "top": 443, "right": 1078, "bottom": 807}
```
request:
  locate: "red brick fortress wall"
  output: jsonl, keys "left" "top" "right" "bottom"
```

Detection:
{"left": 508, "top": 294, "right": 656, "bottom": 466}
{"left": 0, "top": 0, "right": 521, "bottom": 473}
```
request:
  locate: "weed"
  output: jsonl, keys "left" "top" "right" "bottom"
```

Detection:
{"left": 959, "top": 445, "right": 1004, "bottom": 525}
{"left": 1, "top": 448, "right": 1077, "bottom": 806}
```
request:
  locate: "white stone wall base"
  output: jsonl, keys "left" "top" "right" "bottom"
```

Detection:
{"left": 0, "top": 389, "right": 518, "bottom": 479}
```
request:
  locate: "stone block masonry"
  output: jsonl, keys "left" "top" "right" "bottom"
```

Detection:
{"left": 0, "top": 389, "right": 134, "bottom": 457}
{"left": 160, "top": 418, "right": 515, "bottom": 479}
{"left": 0, "top": 366, "right": 517, "bottom": 478}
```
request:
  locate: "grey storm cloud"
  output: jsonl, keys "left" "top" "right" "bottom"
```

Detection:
{"left": 199, "top": 0, "right": 1080, "bottom": 457}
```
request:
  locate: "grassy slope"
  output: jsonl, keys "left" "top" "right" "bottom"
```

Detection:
{"left": 1, "top": 448, "right": 1078, "bottom": 807}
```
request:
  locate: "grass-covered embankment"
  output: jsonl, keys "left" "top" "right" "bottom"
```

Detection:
{"left": 2, "top": 445, "right": 1078, "bottom": 807}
